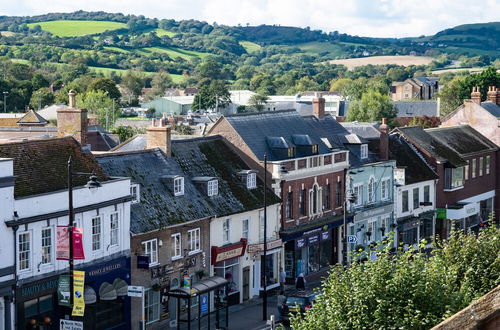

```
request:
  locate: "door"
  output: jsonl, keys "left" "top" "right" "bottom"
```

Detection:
{"left": 242, "top": 267, "right": 250, "bottom": 301}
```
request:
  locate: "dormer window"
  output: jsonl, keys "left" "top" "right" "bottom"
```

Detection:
{"left": 130, "top": 183, "right": 140, "bottom": 204}
{"left": 174, "top": 177, "right": 184, "bottom": 196}
{"left": 208, "top": 180, "right": 218, "bottom": 196}
{"left": 360, "top": 144, "right": 368, "bottom": 159}
{"left": 192, "top": 176, "right": 219, "bottom": 196}
{"left": 312, "top": 144, "right": 318, "bottom": 154}
{"left": 247, "top": 173, "right": 256, "bottom": 189}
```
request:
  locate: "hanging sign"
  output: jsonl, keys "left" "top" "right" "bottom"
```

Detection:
{"left": 183, "top": 274, "right": 191, "bottom": 289}
{"left": 72, "top": 270, "right": 85, "bottom": 317}
{"left": 72, "top": 227, "right": 85, "bottom": 260}
{"left": 56, "top": 226, "right": 69, "bottom": 260}
{"left": 57, "top": 275, "right": 71, "bottom": 307}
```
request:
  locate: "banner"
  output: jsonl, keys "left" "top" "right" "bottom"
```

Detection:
{"left": 72, "top": 270, "right": 85, "bottom": 317}
{"left": 58, "top": 275, "right": 71, "bottom": 307}
{"left": 57, "top": 226, "right": 69, "bottom": 260}
{"left": 73, "top": 227, "right": 85, "bottom": 260}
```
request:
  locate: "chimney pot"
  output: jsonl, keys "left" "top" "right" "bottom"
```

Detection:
{"left": 471, "top": 86, "right": 481, "bottom": 104}
{"left": 486, "top": 86, "right": 498, "bottom": 103}
{"left": 68, "top": 90, "right": 77, "bottom": 108}
{"left": 312, "top": 95, "right": 326, "bottom": 119}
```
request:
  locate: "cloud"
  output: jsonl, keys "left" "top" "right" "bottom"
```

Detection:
{"left": 1, "top": 0, "right": 499, "bottom": 37}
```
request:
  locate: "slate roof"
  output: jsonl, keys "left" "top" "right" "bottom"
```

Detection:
{"left": 396, "top": 125, "right": 498, "bottom": 167}
{"left": 87, "top": 131, "right": 118, "bottom": 151}
{"left": 0, "top": 137, "right": 108, "bottom": 198}
{"left": 394, "top": 101, "right": 438, "bottom": 117}
{"left": 389, "top": 134, "right": 438, "bottom": 185}
{"left": 480, "top": 101, "right": 500, "bottom": 118}
{"left": 221, "top": 110, "right": 331, "bottom": 161}
{"left": 341, "top": 122, "right": 381, "bottom": 140}
{"left": 96, "top": 136, "right": 279, "bottom": 234}
{"left": 17, "top": 109, "right": 48, "bottom": 125}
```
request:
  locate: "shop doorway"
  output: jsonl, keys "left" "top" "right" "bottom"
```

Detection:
{"left": 242, "top": 267, "right": 250, "bottom": 301}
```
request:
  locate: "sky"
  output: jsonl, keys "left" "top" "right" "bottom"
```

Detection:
{"left": 1, "top": 0, "right": 499, "bottom": 38}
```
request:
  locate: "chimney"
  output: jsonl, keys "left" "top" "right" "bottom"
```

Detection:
{"left": 486, "top": 86, "right": 498, "bottom": 104}
{"left": 379, "top": 118, "right": 389, "bottom": 161}
{"left": 471, "top": 86, "right": 481, "bottom": 104}
{"left": 312, "top": 93, "right": 325, "bottom": 119}
{"left": 57, "top": 90, "right": 88, "bottom": 146}
{"left": 147, "top": 113, "right": 171, "bottom": 156}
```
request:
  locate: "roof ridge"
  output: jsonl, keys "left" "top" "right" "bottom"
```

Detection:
{"left": 225, "top": 109, "right": 296, "bottom": 117}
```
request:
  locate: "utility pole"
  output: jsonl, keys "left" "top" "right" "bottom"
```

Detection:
{"left": 262, "top": 154, "right": 268, "bottom": 321}
{"left": 3, "top": 91, "right": 8, "bottom": 113}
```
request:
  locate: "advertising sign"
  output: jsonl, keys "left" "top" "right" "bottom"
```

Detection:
{"left": 72, "top": 227, "right": 85, "bottom": 260}
{"left": 72, "top": 270, "right": 85, "bottom": 317}
{"left": 201, "top": 295, "right": 208, "bottom": 315}
{"left": 57, "top": 275, "right": 71, "bottom": 307}
{"left": 295, "top": 238, "right": 307, "bottom": 249}
{"left": 183, "top": 274, "right": 191, "bottom": 289}
{"left": 60, "top": 319, "right": 83, "bottom": 330}
{"left": 56, "top": 226, "right": 69, "bottom": 260}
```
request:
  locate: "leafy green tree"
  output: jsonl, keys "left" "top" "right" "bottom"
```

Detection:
{"left": 196, "top": 57, "right": 222, "bottom": 80}
{"left": 346, "top": 89, "right": 396, "bottom": 122}
{"left": 29, "top": 88, "right": 54, "bottom": 110}
{"left": 31, "top": 73, "right": 50, "bottom": 90}
{"left": 248, "top": 93, "right": 269, "bottom": 111}
{"left": 150, "top": 72, "right": 173, "bottom": 97}
{"left": 111, "top": 125, "right": 144, "bottom": 142}
{"left": 291, "top": 226, "right": 500, "bottom": 330}
{"left": 76, "top": 90, "right": 117, "bottom": 129}
{"left": 88, "top": 78, "right": 121, "bottom": 100}
{"left": 192, "top": 80, "right": 231, "bottom": 111}
{"left": 174, "top": 124, "right": 193, "bottom": 135}
{"left": 120, "top": 71, "right": 144, "bottom": 103}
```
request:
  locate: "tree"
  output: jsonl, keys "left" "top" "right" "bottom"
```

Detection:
{"left": 174, "top": 124, "right": 193, "bottom": 135}
{"left": 346, "top": 89, "right": 397, "bottom": 122}
{"left": 196, "top": 57, "right": 222, "bottom": 80}
{"left": 29, "top": 88, "right": 54, "bottom": 110}
{"left": 76, "top": 90, "right": 117, "bottom": 129}
{"left": 291, "top": 225, "right": 500, "bottom": 329}
{"left": 88, "top": 78, "right": 121, "bottom": 100}
{"left": 248, "top": 93, "right": 269, "bottom": 111}
{"left": 150, "top": 72, "right": 173, "bottom": 97}
{"left": 192, "top": 80, "right": 231, "bottom": 111}
{"left": 120, "top": 71, "right": 144, "bottom": 103}
{"left": 111, "top": 125, "right": 144, "bottom": 142}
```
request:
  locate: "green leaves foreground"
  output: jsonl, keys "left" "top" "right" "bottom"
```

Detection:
{"left": 291, "top": 227, "right": 500, "bottom": 330}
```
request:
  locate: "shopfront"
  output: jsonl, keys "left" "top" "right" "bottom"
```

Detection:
{"left": 247, "top": 239, "right": 282, "bottom": 294}
{"left": 397, "top": 210, "right": 435, "bottom": 247}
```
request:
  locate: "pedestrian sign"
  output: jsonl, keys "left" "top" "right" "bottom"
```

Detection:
{"left": 127, "top": 285, "right": 144, "bottom": 297}
{"left": 347, "top": 235, "right": 357, "bottom": 243}
{"left": 60, "top": 319, "right": 83, "bottom": 330}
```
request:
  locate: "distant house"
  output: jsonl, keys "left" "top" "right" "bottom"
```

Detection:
{"left": 393, "top": 100, "right": 440, "bottom": 126}
{"left": 0, "top": 110, "right": 48, "bottom": 128}
{"left": 391, "top": 77, "right": 439, "bottom": 101}
{"left": 37, "top": 104, "right": 69, "bottom": 121}
{"left": 182, "top": 87, "right": 198, "bottom": 96}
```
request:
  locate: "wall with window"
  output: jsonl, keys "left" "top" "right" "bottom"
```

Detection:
{"left": 395, "top": 180, "right": 436, "bottom": 219}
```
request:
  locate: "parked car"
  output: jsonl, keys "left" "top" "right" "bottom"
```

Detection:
{"left": 282, "top": 290, "right": 316, "bottom": 324}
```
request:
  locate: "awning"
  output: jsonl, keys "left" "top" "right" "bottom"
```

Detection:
{"left": 280, "top": 212, "right": 351, "bottom": 242}
{"left": 99, "top": 282, "right": 117, "bottom": 300}
{"left": 84, "top": 285, "right": 97, "bottom": 304}
{"left": 166, "top": 276, "right": 228, "bottom": 298}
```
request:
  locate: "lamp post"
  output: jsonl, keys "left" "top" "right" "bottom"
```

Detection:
{"left": 342, "top": 171, "right": 356, "bottom": 266}
{"left": 67, "top": 156, "right": 101, "bottom": 317}
{"left": 3, "top": 91, "right": 8, "bottom": 113}
{"left": 262, "top": 154, "right": 268, "bottom": 321}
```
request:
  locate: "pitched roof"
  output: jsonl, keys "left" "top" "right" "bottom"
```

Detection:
{"left": 0, "top": 118, "right": 20, "bottom": 127}
{"left": 87, "top": 131, "right": 118, "bottom": 151}
{"left": 341, "top": 122, "right": 381, "bottom": 140}
{"left": 480, "top": 101, "right": 500, "bottom": 118}
{"left": 17, "top": 109, "right": 48, "bottom": 125}
{"left": 37, "top": 104, "right": 69, "bottom": 120}
{"left": 389, "top": 134, "right": 438, "bottom": 184}
{"left": 0, "top": 137, "right": 108, "bottom": 198}
{"left": 222, "top": 110, "right": 331, "bottom": 161}
{"left": 394, "top": 101, "right": 438, "bottom": 117}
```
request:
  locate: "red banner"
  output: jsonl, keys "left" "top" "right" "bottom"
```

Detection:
{"left": 73, "top": 227, "right": 85, "bottom": 260}
{"left": 56, "top": 226, "right": 69, "bottom": 260}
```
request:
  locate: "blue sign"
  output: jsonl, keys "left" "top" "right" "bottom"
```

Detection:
{"left": 201, "top": 295, "right": 208, "bottom": 315}
{"left": 320, "top": 231, "right": 330, "bottom": 241}
{"left": 347, "top": 235, "right": 357, "bottom": 243}
{"left": 295, "top": 238, "right": 307, "bottom": 249}
{"left": 137, "top": 255, "right": 150, "bottom": 269}
{"left": 307, "top": 234, "right": 319, "bottom": 245}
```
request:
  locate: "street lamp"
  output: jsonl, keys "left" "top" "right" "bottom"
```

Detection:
{"left": 342, "top": 171, "right": 356, "bottom": 266}
{"left": 262, "top": 154, "right": 268, "bottom": 321}
{"left": 67, "top": 156, "right": 101, "bottom": 318}
{"left": 3, "top": 91, "right": 8, "bottom": 113}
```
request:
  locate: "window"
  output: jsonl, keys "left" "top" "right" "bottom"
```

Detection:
{"left": 424, "top": 185, "right": 430, "bottom": 203}
{"left": 242, "top": 219, "right": 249, "bottom": 239}
{"left": 142, "top": 239, "right": 158, "bottom": 265}
{"left": 402, "top": 190, "right": 409, "bottom": 213}
{"left": 174, "top": 177, "right": 184, "bottom": 196}
{"left": 471, "top": 159, "right": 476, "bottom": 178}
{"left": 246, "top": 173, "right": 256, "bottom": 189}
{"left": 479, "top": 157, "right": 483, "bottom": 176}
{"left": 130, "top": 183, "right": 140, "bottom": 204}
{"left": 172, "top": 233, "right": 182, "bottom": 259}
{"left": 312, "top": 144, "right": 318, "bottom": 154}
{"left": 465, "top": 160, "right": 469, "bottom": 180}
{"left": 299, "top": 189, "right": 307, "bottom": 216}
{"left": 41, "top": 228, "right": 52, "bottom": 265}
{"left": 336, "top": 182, "right": 342, "bottom": 207}
{"left": 353, "top": 185, "right": 363, "bottom": 207}
{"left": 309, "top": 156, "right": 320, "bottom": 168}
{"left": 287, "top": 147, "right": 295, "bottom": 158}
{"left": 486, "top": 155, "right": 490, "bottom": 175}
{"left": 285, "top": 192, "right": 293, "bottom": 219}
{"left": 92, "top": 216, "right": 101, "bottom": 251}
{"left": 360, "top": 144, "right": 368, "bottom": 159}
{"left": 223, "top": 219, "right": 230, "bottom": 243}
{"left": 381, "top": 179, "right": 390, "bottom": 200}
{"left": 188, "top": 228, "right": 201, "bottom": 253}
{"left": 110, "top": 212, "right": 119, "bottom": 246}
{"left": 18, "top": 232, "right": 30, "bottom": 270}
{"left": 259, "top": 211, "right": 264, "bottom": 241}
{"left": 323, "top": 184, "right": 330, "bottom": 210}
{"left": 310, "top": 185, "right": 319, "bottom": 215}
{"left": 145, "top": 289, "right": 160, "bottom": 324}
{"left": 413, "top": 188, "right": 420, "bottom": 210}
{"left": 207, "top": 180, "right": 218, "bottom": 196}
{"left": 444, "top": 167, "right": 464, "bottom": 190}
{"left": 367, "top": 178, "right": 375, "bottom": 203}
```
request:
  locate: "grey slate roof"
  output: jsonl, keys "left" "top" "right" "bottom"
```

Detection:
{"left": 394, "top": 101, "right": 438, "bottom": 117}
{"left": 480, "top": 101, "right": 500, "bottom": 118}
{"left": 341, "top": 122, "right": 381, "bottom": 140}
{"left": 111, "top": 135, "right": 147, "bottom": 152}
{"left": 223, "top": 110, "right": 331, "bottom": 161}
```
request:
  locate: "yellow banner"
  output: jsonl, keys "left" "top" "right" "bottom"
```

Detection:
{"left": 72, "top": 270, "right": 85, "bottom": 317}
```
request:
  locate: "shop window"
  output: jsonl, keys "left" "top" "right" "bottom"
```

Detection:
{"left": 172, "top": 233, "right": 182, "bottom": 259}
{"left": 323, "top": 184, "right": 330, "bottom": 210}
{"left": 188, "top": 228, "right": 200, "bottom": 254}
{"left": 142, "top": 238, "right": 158, "bottom": 266}
{"left": 367, "top": 178, "right": 375, "bottom": 204}
{"left": 285, "top": 192, "right": 293, "bottom": 219}
{"left": 246, "top": 173, "right": 256, "bottom": 189}
{"left": 92, "top": 216, "right": 102, "bottom": 251}
{"left": 24, "top": 294, "right": 53, "bottom": 321}
{"left": 223, "top": 219, "right": 230, "bottom": 243}
{"left": 402, "top": 190, "right": 409, "bottom": 213}
{"left": 145, "top": 289, "right": 160, "bottom": 324}
{"left": 261, "top": 253, "right": 277, "bottom": 289}
{"left": 299, "top": 189, "right": 306, "bottom": 216}
{"left": 207, "top": 180, "right": 218, "bottom": 196}
{"left": 130, "top": 183, "right": 140, "bottom": 204}
{"left": 444, "top": 167, "right": 464, "bottom": 190}
{"left": 471, "top": 159, "right": 476, "bottom": 178}
{"left": 479, "top": 157, "right": 484, "bottom": 176}
{"left": 214, "top": 258, "right": 240, "bottom": 297}
{"left": 242, "top": 219, "right": 249, "bottom": 239}
{"left": 424, "top": 185, "right": 430, "bottom": 203}
{"left": 110, "top": 212, "right": 119, "bottom": 246}
{"left": 485, "top": 155, "right": 490, "bottom": 175}
{"left": 174, "top": 177, "right": 184, "bottom": 196}
{"left": 18, "top": 231, "right": 31, "bottom": 271}
{"left": 413, "top": 187, "right": 419, "bottom": 210}
{"left": 420, "top": 218, "right": 433, "bottom": 241}
{"left": 41, "top": 227, "right": 52, "bottom": 265}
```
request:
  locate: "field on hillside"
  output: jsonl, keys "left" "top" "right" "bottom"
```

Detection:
{"left": 141, "top": 47, "right": 211, "bottom": 59}
{"left": 240, "top": 41, "right": 261, "bottom": 53}
{"left": 153, "top": 29, "right": 176, "bottom": 37}
{"left": 328, "top": 55, "right": 434, "bottom": 69}
{"left": 89, "top": 66, "right": 184, "bottom": 82}
{"left": 298, "top": 42, "right": 346, "bottom": 58}
{"left": 27, "top": 20, "right": 127, "bottom": 37}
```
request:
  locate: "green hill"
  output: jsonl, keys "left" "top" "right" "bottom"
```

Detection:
{"left": 27, "top": 20, "right": 127, "bottom": 37}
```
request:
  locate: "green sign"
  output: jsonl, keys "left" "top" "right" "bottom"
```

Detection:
{"left": 58, "top": 275, "right": 71, "bottom": 307}
{"left": 436, "top": 208, "right": 447, "bottom": 220}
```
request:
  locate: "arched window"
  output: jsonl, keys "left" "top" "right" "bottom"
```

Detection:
{"left": 368, "top": 178, "right": 375, "bottom": 203}
{"left": 310, "top": 184, "right": 321, "bottom": 215}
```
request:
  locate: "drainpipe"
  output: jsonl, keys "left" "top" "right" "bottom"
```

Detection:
{"left": 11, "top": 223, "right": 19, "bottom": 330}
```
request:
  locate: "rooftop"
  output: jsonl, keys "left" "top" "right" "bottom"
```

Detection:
{"left": 394, "top": 101, "right": 438, "bottom": 118}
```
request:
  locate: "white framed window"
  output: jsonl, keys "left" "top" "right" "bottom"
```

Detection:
{"left": 479, "top": 157, "right": 483, "bottom": 176}
{"left": 368, "top": 178, "right": 375, "bottom": 203}
{"left": 242, "top": 219, "right": 249, "bottom": 239}
{"left": 381, "top": 179, "right": 390, "bottom": 200}
{"left": 353, "top": 185, "right": 363, "bottom": 207}
{"left": 246, "top": 173, "right": 256, "bottom": 189}
{"left": 41, "top": 227, "right": 52, "bottom": 265}
{"left": 486, "top": 155, "right": 490, "bottom": 175}
{"left": 174, "top": 177, "right": 184, "bottom": 196}
{"left": 130, "top": 183, "right": 140, "bottom": 204}
{"left": 188, "top": 228, "right": 201, "bottom": 253}
{"left": 223, "top": 219, "right": 230, "bottom": 243}
{"left": 145, "top": 289, "right": 160, "bottom": 324}
{"left": 360, "top": 144, "right": 368, "bottom": 159}
{"left": 142, "top": 239, "right": 158, "bottom": 266}
{"left": 471, "top": 158, "right": 477, "bottom": 178}
{"left": 368, "top": 221, "right": 376, "bottom": 235}
{"left": 110, "top": 212, "right": 119, "bottom": 246}
{"left": 92, "top": 216, "right": 101, "bottom": 251}
{"left": 172, "top": 233, "right": 182, "bottom": 259}
{"left": 208, "top": 180, "right": 218, "bottom": 196}
{"left": 18, "top": 231, "right": 31, "bottom": 271}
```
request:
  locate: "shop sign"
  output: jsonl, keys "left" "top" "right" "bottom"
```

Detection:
{"left": 436, "top": 208, "right": 447, "bottom": 219}
{"left": 446, "top": 203, "right": 479, "bottom": 220}
{"left": 183, "top": 274, "right": 191, "bottom": 289}
{"left": 127, "top": 285, "right": 144, "bottom": 297}
{"left": 295, "top": 238, "right": 307, "bottom": 249}
{"left": 211, "top": 238, "right": 247, "bottom": 264}
{"left": 354, "top": 203, "right": 393, "bottom": 222}
{"left": 137, "top": 255, "right": 150, "bottom": 269}
{"left": 60, "top": 319, "right": 83, "bottom": 330}
{"left": 57, "top": 275, "right": 71, "bottom": 307}
{"left": 247, "top": 239, "right": 283, "bottom": 254}
{"left": 394, "top": 168, "right": 405, "bottom": 186}
{"left": 56, "top": 226, "right": 69, "bottom": 260}
{"left": 320, "top": 230, "right": 330, "bottom": 241}
{"left": 18, "top": 277, "right": 59, "bottom": 301}
{"left": 307, "top": 234, "right": 319, "bottom": 245}
{"left": 72, "top": 270, "right": 85, "bottom": 317}
{"left": 151, "top": 265, "right": 174, "bottom": 279}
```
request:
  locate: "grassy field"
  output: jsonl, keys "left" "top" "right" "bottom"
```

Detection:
{"left": 240, "top": 41, "right": 261, "bottom": 53}
{"left": 328, "top": 55, "right": 434, "bottom": 69}
{"left": 431, "top": 67, "right": 488, "bottom": 74}
{"left": 142, "top": 47, "right": 211, "bottom": 59}
{"left": 153, "top": 29, "right": 176, "bottom": 37}
{"left": 296, "top": 42, "right": 346, "bottom": 58}
{"left": 89, "top": 66, "right": 184, "bottom": 82}
{"left": 103, "top": 46, "right": 131, "bottom": 54}
{"left": 0, "top": 31, "right": 16, "bottom": 36}
{"left": 27, "top": 20, "right": 127, "bottom": 37}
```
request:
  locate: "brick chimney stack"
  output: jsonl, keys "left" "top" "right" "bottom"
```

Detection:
{"left": 379, "top": 118, "right": 389, "bottom": 161}
{"left": 486, "top": 86, "right": 499, "bottom": 104}
{"left": 312, "top": 93, "right": 325, "bottom": 119}
{"left": 471, "top": 86, "right": 481, "bottom": 104}
{"left": 57, "top": 90, "right": 88, "bottom": 146}
{"left": 147, "top": 113, "right": 171, "bottom": 156}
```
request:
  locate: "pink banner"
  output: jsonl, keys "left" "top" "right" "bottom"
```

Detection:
{"left": 56, "top": 226, "right": 69, "bottom": 260}
{"left": 73, "top": 227, "right": 85, "bottom": 260}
